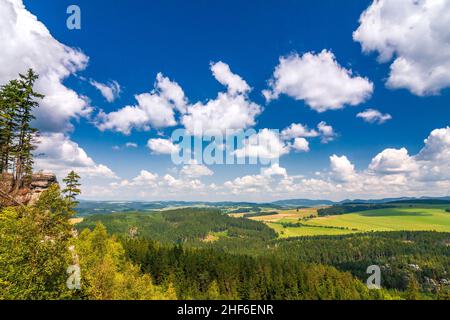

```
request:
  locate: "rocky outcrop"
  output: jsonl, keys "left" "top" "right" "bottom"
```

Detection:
{"left": 0, "top": 172, "right": 58, "bottom": 206}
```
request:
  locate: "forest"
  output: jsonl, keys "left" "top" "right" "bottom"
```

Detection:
{"left": 80, "top": 209, "right": 450, "bottom": 300}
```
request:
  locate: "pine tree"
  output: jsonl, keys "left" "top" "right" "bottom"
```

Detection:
{"left": 0, "top": 80, "right": 21, "bottom": 176}
{"left": 62, "top": 170, "right": 81, "bottom": 210}
{"left": 12, "top": 69, "right": 43, "bottom": 188}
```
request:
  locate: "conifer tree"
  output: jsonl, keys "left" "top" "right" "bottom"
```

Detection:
{"left": 0, "top": 80, "right": 20, "bottom": 176}
{"left": 13, "top": 69, "right": 43, "bottom": 188}
{"left": 62, "top": 170, "right": 81, "bottom": 210}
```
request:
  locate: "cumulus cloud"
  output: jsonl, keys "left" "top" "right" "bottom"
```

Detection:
{"left": 330, "top": 155, "right": 356, "bottom": 182}
{"left": 96, "top": 73, "right": 184, "bottom": 134}
{"left": 263, "top": 50, "right": 374, "bottom": 112}
{"left": 369, "top": 148, "right": 417, "bottom": 175}
{"left": 210, "top": 61, "right": 251, "bottom": 95}
{"left": 180, "top": 162, "right": 214, "bottom": 178}
{"left": 147, "top": 138, "right": 179, "bottom": 155}
{"left": 0, "top": 0, "right": 91, "bottom": 133}
{"left": 155, "top": 72, "right": 188, "bottom": 113}
{"left": 182, "top": 62, "right": 261, "bottom": 136}
{"left": 90, "top": 80, "right": 121, "bottom": 103}
{"left": 291, "top": 138, "right": 310, "bottom": 153}
{"left": 357, "top": 109, "right": 392, "bottom": 124}
{"left": 85, "top": 127, "right": 450, "bottom": 201}
{"left": 281, "top": 123, "right": 319, "bottom": 140}
{"left": 354, "top": 0, "right": 450, "bottom": 96}
{"left": 97, "top": 61, "right": 260, "bottom": 137}
{"left": 317, "top": 121, "right": 336, "bottom": 143}
{"left": 279, "top": 122, "right": 336, "bottom": 152}
{"left": 182, "top": 93, "right": 261, "bottom": 136}
{"left": 218, "top": 126, "right": 450, "bottom": 201}
{"left": 234, "top": 129, "right": 290, "bottom": 160}
{"left": 34, "top": 133, "right": 117, "bottom": 179}
{"left": 261, "top": 163, "right": 288, "bottom": 177}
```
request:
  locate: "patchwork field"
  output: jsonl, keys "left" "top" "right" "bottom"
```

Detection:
{"left": 246, "top": 205, "right": 450, "bottom": 237}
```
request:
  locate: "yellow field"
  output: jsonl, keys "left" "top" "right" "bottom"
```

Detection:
{"left": 267, "top": 222, "right": 358, "bottom": 238}
{"left": 69, "top": 217, "right": 84, "bottom": 225}
{"left": 248, "top": 208, "right": 318, "bottom": 222}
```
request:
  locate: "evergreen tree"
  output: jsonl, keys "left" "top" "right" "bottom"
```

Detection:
{"left": 12, "top": 69, "right": 43, "bottom": 188}
{"left": 62, "top": 170, "right": 81, "bottom": 210}
{"left": 0, "top": 80, "right": 20, "bottom": 176}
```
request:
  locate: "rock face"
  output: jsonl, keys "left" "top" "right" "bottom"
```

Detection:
{"left": 0, "top": 172, "right": 58, "bottom": 206}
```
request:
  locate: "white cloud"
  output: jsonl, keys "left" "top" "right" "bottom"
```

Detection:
{"left": 90, "top": 80, "right": 121, "bottom": 103}
{"left": 317, "top": 121, "right": 336, "bottom": 143}
{"left": 261, "top": 163, "right": 287, "bottom": 177}
{"left": 180, "top": 163, "right": 214, "bottom": 178}
{"left": 125, "top": 142, "right": 138, "bottom": 148}
{"left": 97, "top": 62, "right": 260, "bottom": 137}
{"left": 96, "top": 73, "right": 184, "bottom": 134}
{"left": 182, "top": 93, "right": 261, "bottom": 136}
{"left": 357, "top": 109, "right": 392, "bottom": 124}
{"left": 354, "top": 0, "right": 450, "bottom": 96}
{"left": 181, "top": 62, "right": 261, "bottom": 136}
{"left": 155, "top": 72, "right": 187, "bottom": 113}
{"left": 281, "top": 123, "right": 319, "bottom": 140}
{"left": 210, "top": 61, "right": 251, "bottom": 95}
{"left": 234, "top": 129, "right": 290, "bottom": 160}
{"left": 330, "top": 155, "right": 356, "bottom": 182}
{"left": 87, "top": 127, "right": 450, "bottom": 201}
{"left": 147, "top": 138, "right": 179, "bottom": 155}
{"left": 369, "top": 148, "right": 417, "bottom": 175}
{"left": 263, "top": 50, "right": 374, "bottom": 112}
{"left": 34, "top": 133, "right": 117, "bottom": 179}
{"left": 0, "top": 0, "right": 91, "bottom": 132}
{"left": 291, "top": 138, "right": 310, "bottom": 152}
{"left": 131, "top": 170, "right": 159, "bottom": 186}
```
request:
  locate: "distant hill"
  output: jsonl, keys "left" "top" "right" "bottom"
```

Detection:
{"left": 271, "top": 199, "right": 335, "bottom": 207}
{"left": 76, "top": 196, "right": 450, "bottom": 215}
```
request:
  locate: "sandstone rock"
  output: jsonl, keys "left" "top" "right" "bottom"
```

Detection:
{"left": 0, "top": 172, "right": 58, "bottom": 206}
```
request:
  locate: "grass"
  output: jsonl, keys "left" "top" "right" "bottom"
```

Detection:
{"left": 267, "top": 223, "right": 358, "bottom": 238}
{"left": 255, "top": 206, "right": 450, "bottom": 237}
{"left": 305, "top": 207, "right": 450, "bottom": 233}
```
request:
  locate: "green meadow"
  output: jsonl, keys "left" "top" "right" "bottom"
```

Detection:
{"left": 262, "top": 205, "right": 450, "bottom": 237}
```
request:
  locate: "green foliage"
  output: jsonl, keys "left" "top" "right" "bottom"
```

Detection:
{"left": 0, "top": 181, "right": 174, "bottom": 300}
{"left": 73, "top": 223, "right": 174, "bottom": 300}
{"left": 0, "top": 184, "right": 74, "bottom": 299}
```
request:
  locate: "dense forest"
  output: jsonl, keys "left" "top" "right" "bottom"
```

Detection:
{"left": 79, "top": 208, "right": 450, "bottom": 300}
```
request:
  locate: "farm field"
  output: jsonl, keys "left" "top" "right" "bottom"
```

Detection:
{"left": 250, "top": 206, "right": 450, "bottom": 237}
{"left": 267, "top": 222, "right": 358, "bottom": 238}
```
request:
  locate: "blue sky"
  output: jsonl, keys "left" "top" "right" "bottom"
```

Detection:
{"left": 2, "top": 0, "right": 449, "bottom": 201}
